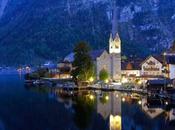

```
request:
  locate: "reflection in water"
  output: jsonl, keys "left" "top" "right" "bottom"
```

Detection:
{"left": 110, "top": 115, "right": 121, "bottom": 130}
{"left": 25, "top": 83, "right": 175, "bottom": 130}
{"left": 73, "top": 93, "right": 96, "bottom": 129}
{"left": 97, "top": 91, "right": 121, "bottom": 130}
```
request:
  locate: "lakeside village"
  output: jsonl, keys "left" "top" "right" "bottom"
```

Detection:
{"left": 25, "top": 31, "right": 175, "bottom": 101}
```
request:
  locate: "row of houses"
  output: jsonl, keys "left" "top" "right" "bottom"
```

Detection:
{"left": 121, "top": 52, "right": 175, "bottom": 85}
{"left": 45, "top": 52, "right": 175, "bottom": 83}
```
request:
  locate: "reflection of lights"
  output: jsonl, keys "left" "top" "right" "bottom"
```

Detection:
{"left": 105, "top": 95, "right": 109, "bottom": 100}
{"left": 110, "top": 115, "right": 121, "bottom": 130}
{"left": 17, "top": 68, "right": 22, "bottom": 72}
{"left": 26, "top": 66, "right": 30, "bottom": 70}
{"left": 138, "top": 100, "right": 142, "bottom": 105}
{"left": 116, "top": 94, "right": 119, "bottom": 98}
{"left": 131, "top": 94, "right": 133, "bottom": 97}
{"left": 89, "top": 95, "right": 94, "bottom": 100}
{"left": 165, "top": 101, "right": 168, "bottom": 105}
{"left": 122, "top": 97, "right": 125, "bottom": 102}
{"left": 89, "top": 77, "right": 94, "bottom": 82}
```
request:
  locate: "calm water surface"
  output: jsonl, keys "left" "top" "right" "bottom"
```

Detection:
{"left": 0, "top": 74, "right": 175, "bottom": 130}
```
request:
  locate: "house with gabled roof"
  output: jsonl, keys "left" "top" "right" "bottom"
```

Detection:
{"left": 140, "top": 55, "right": 164, "bottom": 78}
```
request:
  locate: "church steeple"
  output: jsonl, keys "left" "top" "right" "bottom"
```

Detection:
{"left": 109, "top": 3, "right": 121, "bottom": 54}
{"left": 111, "top": 4, "right": 119, "bottom": 39}
{"left": 109, "top": 33, "right": 121, "bottom": 54}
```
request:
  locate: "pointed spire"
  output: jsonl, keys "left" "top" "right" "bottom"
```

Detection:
{"left": 111, "top": 1, "right": 119, "bottom": 39}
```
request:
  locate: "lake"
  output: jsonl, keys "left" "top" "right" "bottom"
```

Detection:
{"left": 0, "top": 74, "right": 175, "bottom": 130}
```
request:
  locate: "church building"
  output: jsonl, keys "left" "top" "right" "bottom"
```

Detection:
{"left": 64, "top": 32, "right": 122, "bottom": 81}
{"left": 94, "top": 33, "right": 121, "bottom": 81}
{"left": 64, "top": 4, "right": 121, "bottom": 81}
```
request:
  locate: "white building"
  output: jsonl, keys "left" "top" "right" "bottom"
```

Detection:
{"left": 121, "top": 61, "right": 141, "bottom": 77}
{"left": 140, "top": 55, "right": 163, "bottom": 77}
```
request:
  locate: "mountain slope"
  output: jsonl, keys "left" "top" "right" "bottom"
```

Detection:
{"left": 0, "top": 0, "right": 174, "bottom": 65}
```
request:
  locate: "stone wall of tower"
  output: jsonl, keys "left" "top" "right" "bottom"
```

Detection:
{"left": 110, "top": 53, "right": 121, "bottom": 81}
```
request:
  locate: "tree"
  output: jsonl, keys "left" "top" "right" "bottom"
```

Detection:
{"left": 99, "top": 69, "right": 109, "bottom": 81}
{"left": 71, "top": 41, "right": 95, "bottom": 81}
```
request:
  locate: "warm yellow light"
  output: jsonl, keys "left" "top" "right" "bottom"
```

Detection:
{"left": 105, "top": 79, "right": 109, "bottom": 83}
{"left": 110, "top": 115, "right": 121, "bottom": 130}
{"left": 89, "top": 77, "right": 94, "bottom": 82}
{"left": 105, "top": 95, "right": 109, "bottom": 100}
{"left": 137, "top": 80, "right": 142, "bottom": 85}
{"left": 122, "top": 97, "right": 125, "bottom": 102}
{"left": 138, "top": 100, "right": 142, "bottom": 105}
{"left": 89, "top": 95, "right": 94, "bottom": 100}
{"left": 121, "top": 77, "right": 128, "bottom": 84}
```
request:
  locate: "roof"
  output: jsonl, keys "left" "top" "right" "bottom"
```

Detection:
{"left": 64, "top": 53, "right": 74, "bottom": 63}
{"left": 141, "top": 55, "right": 164, "bottom": 66}
{"left": 152, "top": 55, "right": 164, "bottom": 63}
{"left": 121, "top": 61, "right": 141, "bottom": 70}
{"left": 42, "top": 61, "right": 57, "bottom": 69}
{"left": 146, "top": 79, "right": 171, "bottom": 85}
{"left": 90, "top": 49, "right": 106, "bottom": 60}
{"left": 64, "top": 49, "right": 106, "bottom": 62}
{"left": 166, "top": 55, "right": 175, "bottom": 64}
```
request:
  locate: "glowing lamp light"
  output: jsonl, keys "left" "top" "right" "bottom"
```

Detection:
{"left": 165, "top": 101, "right": 168, "bottom": 105}
{"left": 122, "top": 97, "right": 125, "bottom": 102}
{"left": 138, "top": 100, "right": 142, "bottom": 105}
{"left": 89, "top": 77, "right": 94, "bottom": 82}
{"left": 137, "top": 80, "right": 142, "bottom": 85}
{"left": 163, "top": 52, "right": 167, "bottom": 56}
{"left": 89, "top": 95, "right": 94, "bottom": 100}
{"left": 105, "top": 95, "right": 109, "bottom": 101}
{"left": 105, "top": 79, "right": 109, "bottom": 83}
{"left": 121, "top": 77, "right": 128, "bottom": 84}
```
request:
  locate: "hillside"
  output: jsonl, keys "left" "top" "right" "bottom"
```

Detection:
{"left": 0, "top": 0, "right": 174, "bottom": 65}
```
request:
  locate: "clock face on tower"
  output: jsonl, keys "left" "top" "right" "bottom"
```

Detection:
{"left": 109, "top": 33, "right": 121, "bottom": 54}
{"left": 115, "top": 45, "right": 119, "bottom": 49}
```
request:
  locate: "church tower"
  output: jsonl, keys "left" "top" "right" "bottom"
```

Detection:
{"left": 109, "top": 33, "right": 121, "bottom": 54}
{"left": 109, "top": 4, "right": 121, "bottom": 81}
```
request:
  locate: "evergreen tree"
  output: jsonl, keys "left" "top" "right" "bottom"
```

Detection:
{"left": 72, "top": 41, "right": 95, "bottom": 81}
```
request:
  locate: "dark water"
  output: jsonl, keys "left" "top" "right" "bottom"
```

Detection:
{"left": 0, "top": 75, "right": 175, "bottom": 130}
